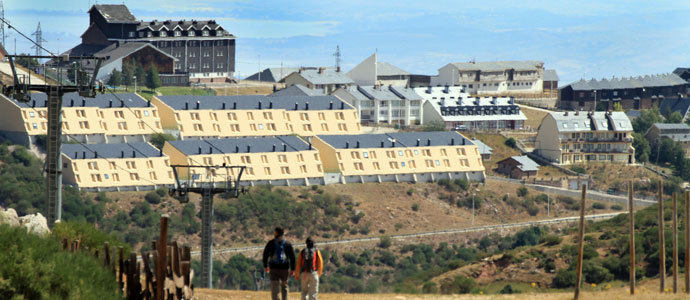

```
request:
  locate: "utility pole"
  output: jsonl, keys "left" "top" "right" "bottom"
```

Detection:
{"left": 472, "top": 192, "right": 475, "bottom": 225}
{"left": 629, "top": 181, "right": 635, "bottom": 295}
{"left": 31, "top": 22, "right": 46, "bottom": 57}
{"left": 0, "top": 0, "right": 5, "bottom": 46}
{"left": 169, "top": 165, "right": 246, "bottom": 288}
{"left": 659, "top": 180, "right": 666, "bottom": 293}
{"left": 3, "top": 55, "right": 104, "bottom": 227}
{"left": 574, "top": 184, "right": 587, "bottom": 300}
{"left": 333, "top": 45, "right": 341, "bottom": 70}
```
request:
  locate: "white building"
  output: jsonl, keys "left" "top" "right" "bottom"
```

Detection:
{"left": 416, "top": 86, "right": 526, "bottom": 130}
{"left": 431, "top": 60, "right": 545, "bottom": 95}
{"left": 347, "top": 53, "right": 411, "bottom": 87}
{"left": 333, "top": 85, "right": 422, "bottom": 126}
{"left": 281, "top": 67, "right": 354, "bottom": 94}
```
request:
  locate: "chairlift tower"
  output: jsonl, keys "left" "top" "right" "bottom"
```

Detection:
{"left": 2, "top": 54, "right": 104, "bottom": 227}
{"left": 169, "top": 164, "right": 246, "bottom": 288}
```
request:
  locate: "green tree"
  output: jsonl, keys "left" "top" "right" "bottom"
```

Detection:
{"left": 15, "top": 53, "right": 39, "bottom": 69}
{"left": 612, "top": 102, "right": 623, "bottom": 111}
{"left": 122, "top": 64, "right": 134, "bottom": 90}
{"left": 149, "top": 132, "right": 177, "bottom": 149}
{"left": 423, "top": 121, "right": 445, "bottom": 131}
{"left": 631, "top": 132, "right": 650, "bottom": 162}
{"left": 631, "top": 107, "right": 662, "bottom": 133}
{"left": 504, "top": 137, "right": 517, "bottom": 148}
{"left": 146, "top": 65, "right": 162, "bottom": 91}
{"left": 107, "top": 69, "right": 122, "bottom": 86}
{"left": 665, "top": 111, "right": 683, "bottom": 123}
{"left": 135, "top": 63, "right": 146, "bottom": 86}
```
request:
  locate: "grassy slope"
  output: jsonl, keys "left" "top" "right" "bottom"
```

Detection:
{"left": 520, "top": 106, "right": 549, "bottom": 130}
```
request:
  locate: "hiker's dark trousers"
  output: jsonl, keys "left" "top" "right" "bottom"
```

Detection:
{"left": 270, "top": 269, "right": 289, "bottom": 300}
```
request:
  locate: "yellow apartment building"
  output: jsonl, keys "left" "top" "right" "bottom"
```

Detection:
{"left": 0, "top": 92, "right": 162, "bottom": 145}
{"left": 163, "top": 136, "right": 325, "bottom": 186}
{"left": 312, "top": 131, "right": 486, "bottom": 184}
{"left": 62, "top": 142, "right": 174, "bottom": 191}
{"left": 151, "top": 95, "right": 361, "bottom": 139}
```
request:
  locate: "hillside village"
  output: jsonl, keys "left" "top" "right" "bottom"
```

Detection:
{"left": 1, "top": 2, "right": 690, "bottom": 299}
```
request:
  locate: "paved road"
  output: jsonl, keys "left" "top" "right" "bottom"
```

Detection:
{"left": 193, "top": 212, "right": 625, "bottom": 258}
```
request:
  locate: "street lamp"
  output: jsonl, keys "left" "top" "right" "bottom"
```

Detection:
{"left": 133, "top": 76, "right": 137, "bottom": 93}
{"left": 472, "top": 192, "right": 475, "bottom": 225}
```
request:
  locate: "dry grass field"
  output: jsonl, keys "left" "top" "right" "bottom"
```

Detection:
{"left": 518, "top": 105, "right": 549, "bottom": 130}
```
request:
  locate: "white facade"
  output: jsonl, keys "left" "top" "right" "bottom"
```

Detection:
{"left": 333, "top": 85, "right": 422, "bottom": 126}
{"left": 431, "top": 61, "right": 545, "bottom": 95}
{"left": 347, "top": 53, "right": 410, "bottom": 87}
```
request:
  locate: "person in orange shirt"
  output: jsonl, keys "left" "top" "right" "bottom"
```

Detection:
{"left": 294, "top": 237, "right": 323, "bottom": 300}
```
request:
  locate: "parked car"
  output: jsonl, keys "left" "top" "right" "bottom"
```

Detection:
{"left": 455, "top": 124, "right": 468, "bottom": 131}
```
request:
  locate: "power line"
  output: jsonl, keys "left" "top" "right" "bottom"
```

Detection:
{"left": 0, "top": 17, "right": 56, "bottom": 57}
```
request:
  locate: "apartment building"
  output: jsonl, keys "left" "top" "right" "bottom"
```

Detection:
{"left": 416, "top": 86, "right": 526, "bottom": 130}
{"left": 62, "top": 142, "right": 174, "bottom": 191}
{"left": 312, "top": 131, "right": 485, "bottom": 184}
{"left": 347, "top": 53, "right": 411, "bottom": 86}
{"left": 152, "top": 95, "right": 361, "bottom": 139}
{"left": 432, "top": 60, "right": 551, "bottom": 96}
{"left": 332, "top": 85, "right": 422, "bottom": 126}
{"left": 535, "top": 111, "right": 635, "bottom": 165}
{"left": 282, "top": 67, "right": 354, "bottom": 94}
{"left": 0, "top": 92, "right": 161, "bottom": 146}
{"left": 163, "top": 136, "right": 324, "bottom": 186}
{"left": 645, "top": 123, "right": 690, "bottom": 156}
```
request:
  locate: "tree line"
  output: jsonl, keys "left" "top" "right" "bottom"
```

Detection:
{"left": 107, "top": 61, "right": 161, "bottom": 91}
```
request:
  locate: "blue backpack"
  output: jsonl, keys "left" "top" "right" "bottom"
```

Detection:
{"left": 270, "top": 240, "right": 287, "bottom": 265}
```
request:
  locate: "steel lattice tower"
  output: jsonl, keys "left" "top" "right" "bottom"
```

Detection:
{"left": 0, "top": 1, "right": 5, "bottom": 46}
{"left": 31, "top": 22, "right": 45, "bottom": 57}
{"left": 333, "top": 45, "right": 341, "bottom": 70}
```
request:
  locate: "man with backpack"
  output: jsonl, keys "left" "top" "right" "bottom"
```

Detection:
{"left": 294, "top": 237, "right": 323, "bottom": 300}
{"left": 263, "top": 227, "right": 296, "bottom": 300}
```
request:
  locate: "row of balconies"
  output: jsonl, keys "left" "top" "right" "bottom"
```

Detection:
{"left": 563, "top": 137, "right": 633, "bottom": 143}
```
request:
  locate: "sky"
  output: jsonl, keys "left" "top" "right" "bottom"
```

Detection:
{"left": 4, "top": 0, "right": 690, "bottom": 84}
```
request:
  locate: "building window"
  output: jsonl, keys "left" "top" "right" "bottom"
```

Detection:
{"left": 174, "top": 30, "right": 181, "bottom": 37}
{"left": 216, "top": 30, "right": 224, "bottom": 36}
{"left": 216, "top": 63, "right": 223, "bottom": 68}
{"left": 204, "top": 51, "right": 210, "bottom": 57}
{"left": 129, "top": 31, "right": 135, "bottom": 38}
{"left": 147, "top": 32, "right": 152, "bottom": 37}
{"left": 217, "top": 51, "right": 224, "bottom": 57}
{"left": 160, "top": 31, "right": 168, "bottom": 37}
{"left": 139, "top": 32, "right": 144, "bottom": 38}
{"left": 202, "top": 30, "right": 209, "bottom": 36}
{"left": 189, "top": 30, "right": 195, "bottom": 36}
{"left": 280, "top": 166, "right": 290, "bottom": 174}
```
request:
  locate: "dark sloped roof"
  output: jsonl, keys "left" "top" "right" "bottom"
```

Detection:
{"left": 245, "top": 68, "right": 299, "bottom": 82}
{"left": 95, "top": 42, "right": 177, "bottom": 66}
{"left": 167, "top": 136, "right": 311, "bottom": 155}
{"left": 317, "top": 131, "right": 472, "bottom": 149}
{"left": 511, "top": 156, "right": 540, "bottom": 172}
{"left": 156, "top": 95, "right": 354, "bottom": 111}
{"left": 63, "top": 142, "right": 161, "bottom": 159}
{"left": 472, "top": 139, "right": 493, "bottom": 155}
{"left": 9, "top": 92, "right": 150, "bottom": 109}
{"left": 138, "top": 20, "right": 225, "bottom": 32}
{"left": 285, "top": 68, "right": 354, "bottom": 85}
{"left": 651, "top": 123, "right": 690, "bottom": 131}
{"left": 659, "top": 98, "right": 690, "bottom": 117}
{"left": 90, "top": 4, "right": 138, "bottom": 24}
{"left": 269, "top": 85, "right": 325, "bottom": 97}
{"left": 563, "top": 73, "right": 687, "bottom": 91}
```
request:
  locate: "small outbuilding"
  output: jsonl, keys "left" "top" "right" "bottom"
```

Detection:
{"left": 472, "top": 139, "right": 493, "bottom": 160}
{"left": 496, "top": 155, "right": 539, "bottom": 179}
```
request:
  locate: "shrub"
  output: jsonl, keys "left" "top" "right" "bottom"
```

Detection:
{"left": 411, "top": 203, "right": 419, "bottom": 211}
{"left": 540, "top": 234, "right": 563, "bottom": 246}
{"left": 394, "top": 223, "right": 404, "bottom": 231}
{"left": 311, "top": 185, "right": 319, "bottom": 191}
{"left": 527, "top": 205, "right": 539, "bottom": 216}
{"left": 145, "top": 191, "right": 162, "bottom": 204}
{"left": 407, "top": 188, "right": 414, "bottom": 196}
{"left": 500, "top": 284, "right": 518, "bottom": 294}
{"left": 611, "top": 204, "right": 623, "bottom": 211}
{"left": 453, "top": 179, "right": 469, "bottom": 191}
{"left": 583, "top": 260, "right": 614, "bottom": 284}
{"left": 440, "top": 275, "right": 476, "bottom": 294}
{"left": 552, "top": 269, "right": 576, "bottom": 288}
{"left": 513, "top": 227, "right": 543, "bottom": 248}
{"left": 570, "top": 165, "right": 586, "bottom": 174}
{"left": 422, "top": 281, "right": 438, "bottom": 293}
{"left": 378, "top": 236, "right": 392, "bottom": 248}
{"left": 148, "top": 132, "right": 176, "bottom": 149}
{"left": 504, "top": 137, "right": 517, "bottom": 148}
{"left": 592, "top": 202, "right": 606, "bottom": 209}
{"left": 517, "top": 187, "right": 529, "bottom": 197}
{"left": 155, "top": 187, "right": 168, "bottom": 197}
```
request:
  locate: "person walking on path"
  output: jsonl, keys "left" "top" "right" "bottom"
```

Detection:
{"left": 295, "top": 237, "right": 323, "bottom": 300}
{"left": 263, "top": 227, "right": 296, "bottom": 300}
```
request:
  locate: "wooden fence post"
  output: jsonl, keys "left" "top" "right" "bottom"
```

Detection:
{"left": 659, "top": 180, "right": 666, "bottom": 293}
{"left": 118, "top": 247, "right": 124, "bottom": 290}
{"left": 574, "top": 184, "right": 587, "bottom": 300}
{"left": 685, "top": 190, "right": 690, "bottom": 295}
{"left": 156, "top": 215, "right": 169, "bottom": 300}
{"left": 104, "top": 242, "right": 110, "bottom": 268}
{"left": 673, "top": 192, "right": 678, "bottom": 293}
{"left": 629, "top": 181, "right": 635, "bottom": 295}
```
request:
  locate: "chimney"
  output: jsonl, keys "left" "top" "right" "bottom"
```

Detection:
{"left": 74, "top": 152, "right": 78, "bottom": 159}
{"left": 427, "top": 138, "right": 431, "bottom": 146}
{"left": 269, "top": 101, "right": 273, "bottom": 109}
{"left": 305, "top": 102, "right": 309, "bottom": 110}
{"left": 509, "top": 96, "right": 515, "bottom": 104}
{"left": 94, "top": 151, "right": 98, "bottom": 158}
{"left": 416, "top": 139, "right": 420, "bottom": 146}
{"left": 120, "top": 100, "right": 124, "bottom": 107}
{"left": 345, "top": 142, "right": 350, "bottom": 149}
{"left": 341, "top": 102, "right": 344, "bottom": 109}
{"left": 235, "top": 145, "right": 239, "bottom": 153}
{"left": 564, "top": 111, "right": 569, "bottom": 116}
{"left": 451, "top": 138, "right": 455, "bottom": 145}
{"left": 82, "top": 99, "right": 86, "bottom": 107}
{"left": 109, "top": 100, "right": 113, "bottom": 108}
{"left": 222, "top": 102, "right": 226, "bottom": 109}
{"left": 392, "top": 140, "right": 396, "bottom": 147}
{"left": 308, "top": 143, "right": 312, "bottom": 150}
{"left": 356, "top": 140, "right": 360, "bottom": 148}
{"left": 185, "top": 102, "right": 189, "bottom": 110}
{"left": 337, "top": 66, "right": 341, "bottom": 72}
{"left": 318, "top": 67, "right": 324, "bottom": 74}
{"left": 159, "top": 148, "right": 163, "bottom": 157}
{"left": 462, "top": 139, "right": 466, "bottom": 145}
{"left": 247, "top": 145, "right": 251, "bottom": 152}
{"left": 31, "top": 100, "right": 35, "bottom": 108}
{"left": 82, "top": 151, "right": 86, "bottom": 159}
{"left": 198, "top": 146, "right": 202, "bottom": 154}
{"left": 329, "top": 101, "right": 333, "bottom": 110}
{"left": 283, "top": 143, "right": 287, "bottom": 151}
{"left": 427, "top": 86, "right": 432, "bottom": 94}
{"left": 132, "top": 151, "right": 136, "bottom": 158}
{"left": 70, "top": 99, "right": 74, "bottom": 107}
{"left": 121, "top": 151, "right": 125, "bottom": 158}
{"left": 273, "top": 85, "right": 277, "bottom": 93}
{"left": 295, "top": 102, "right": 299, "bottom": 110}
{"left": 380, "top": 141, "right": 385, "bottom": 147}
{"left": 258, "top": 101, "right": 262, "bottom": 109}
{"left": 574, "top": 111, "right": 579, "bottom": 116}
{"left": 272, "top": 144, "right": 276, "bottom": 152}
{"left": 196, "top": 101, "right": 200, "bottom": 109}
{"left": 147, "top": 101, "right": 151, "bottom": 107}
{"left": 209, "top": 147, "right": 213, "bottom": 154}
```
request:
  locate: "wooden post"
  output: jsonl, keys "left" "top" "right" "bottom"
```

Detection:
{"left": 685, "top": 190, "right": 690, "bottom": 295}
{"left": 104, "top": 242, "right": 110, "bottom": 267}
{"left": 574, "top": 184, "right": 587, "bottom": 300}
{"left": 659, "top": 180, "right": 666, "bottom": 293}
{"left": 156, "top": 215, "right": 169, "bottom": 300}
{"left": 62, "top": 238, "right": 68, "bottom": 251}
{"left": 142, "top": 251, "right": 153, "bottom": 300}
{"left": 673, "top": 192, "right": 678, "bottom": 293}
{"left": 118, "top": 247, "right": 124, "bottom": 290}
{"left": 629, "top": 181, "right": 635, "bottom": 295}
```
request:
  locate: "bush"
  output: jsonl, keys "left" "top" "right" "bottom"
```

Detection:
{"left": 513, "top": 227, "right": 543, "bottom": 248}
{"left": 592, "top": 202, "right": 606, "bottom": 209}
{"left": 411, "top": 203, "right": 419, "bottom": 211}
{"left": 527, "top": 205, "right": 539, "bottom": 216}
{"left": 378, "top": 236, "right": 392, "bottom": 248}
{"left": 148, "top": 132, "right": 176, "bottom": 149}
{"left": 611, "top": 204, "right": 623, "bottom": 211}
{"left": 145, "top": 191, "right": 162, "bottom": 204}
{"left": 311, "top": 185, "right": 319, "bottom": 191}
{"left": 440, "top": 275, "right": 476, "bottom": 294}
{"left": 570, "top": 165, "right": 586, "bottom": 174}
{"left": 583, "top": 260, "right": 614, "bottom": 284}
{"left": 504, "top": 137, "right": 517, "bottom": 149}
{"left": 517, "top": 187, "right": 529, "bottom": 197}
{"left": 407, "top": 188, "right": 414, "bottom": 196}
{"left": 540, "top": 234, "right": 563, "bottom": 246}
{"left": 500, "top": 284, "right": 518, "bottom": 294}
{"left": 453, "top": 179, "right": 469, "bottom": 191}
{"left": 422, "top": 281, "right": 438, "bottom": 293}
{"left": 552, "top": 269, "right": 576, "bottom": 288}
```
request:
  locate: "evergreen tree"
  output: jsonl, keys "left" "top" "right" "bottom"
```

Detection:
{"left": 135, "top": 63, "right": 146, "bottom": 86}
{"left": 107, "top": 69, "right": 122, "bottom": 86}
{"left": 122, "top": 63, "right": 134, "bottom": 90}
{"left": 146, "top": 65, "right": 162, "bottom": 91}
